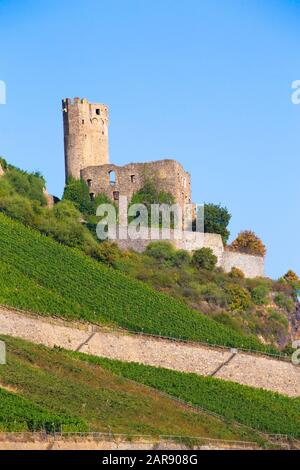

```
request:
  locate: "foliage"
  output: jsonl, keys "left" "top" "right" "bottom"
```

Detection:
{"left": 225, "top": 284, "right": 252, "bottom": 312}
{"left": 281, "top": 270, "right": 300, "bottom": 291}
{"left": 0, "top": 388, "right": 85, "bottom": 432}
{"left": 274, "top": 293, "right": 294, "bottom": 313}
{"left": 251, "top": 285, "right": 270, "bottom": 306}
{"left": 0, "top": 213, "right": 276, "bottom": 353}
{"left": 230, "top": 230, "right": 266, "bottom": 257}
{"left": 203, "top": 203, "right": 231, "bottom": 245}
{"left": 145, "top": 241, "right": 176, "bottom": 262}
{"left": 192, "top": 248, "right": 217, "bottom": 271}
{"left": 62, "top": 177, "right": 92, "bottom": 214}
{"left": 81, "top": 355, "right": 300, "bottom": 438}
{"left": 129, "top": 180, "right": 175, "bottom": 226}
{"left": 229, "top": 267, "right": 245, "bottom": 279}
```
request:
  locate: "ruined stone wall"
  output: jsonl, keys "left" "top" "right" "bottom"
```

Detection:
{"left": 113, "top": 229, "right": 264, "bottom": 278}
{"left": 62, "top": 98, "right": 109, "bottom": 180}
{"left": 222, "top": 250, "right": 264, "bottom": 278}
{"left": 116, "top": 230, "right": 223, "bottom": 260}
{"left": 80, "top": 159, "right": 191, "bottom": 209}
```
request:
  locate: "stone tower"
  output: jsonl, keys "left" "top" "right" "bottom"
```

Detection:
{"left": 62, "top": 97, "right": 109, "bottom": 180}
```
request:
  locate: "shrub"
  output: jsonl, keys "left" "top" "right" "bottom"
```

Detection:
{"left": 199, "top": 283, "right": 227, "bottom": 307}
{"left": 229, "top": 267, "right": 245, "bottom": 279}
{"left": 0, "top": 156, "right": 8, "bottom": 170}
{"left": 171, "top": 249, "right": 191, "bottom": 267}
{"left": 203, "top": 203, "right": 231, "bottom": 244}
{"left": 129, "top": 180, "right": 175, "bottom": 226}
{"left": 274, "top": 293, "right": 294, "bottom": 313}
{"left": 281, "top": 270, "right": 300, "bottom": 290}
{"left": 145, "top": 241, "right": 176, "bottom": 263}
{"left": 230, "top": 230, "right": 266, "bottom": 257}
{"left": 225, "top": 284, "right": 252, "bottom": 312}
{"left": 5, "top": 167, "right": 46, "bottom": 206}
{"left": 63, "top": 177, "right": 92, "bottom": 214}
{"left": 191, "top": 248, "right": 217, "bottom": 271}
{"left": 251, "top": 285, "right": 270, "bottom": 306}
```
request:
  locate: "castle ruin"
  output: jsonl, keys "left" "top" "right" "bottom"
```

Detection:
{"left": 62, "top": 97, "right": 264, "bottom": 278}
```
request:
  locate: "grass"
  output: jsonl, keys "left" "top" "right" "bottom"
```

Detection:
{"left": 69, "top": 351, "right": 300, "bottom": 438}
{"left": 0, "top": 213, "right": 278, "bottom": 353}
{"left": 0, "top": 335, "right": 265, "bottom": 444}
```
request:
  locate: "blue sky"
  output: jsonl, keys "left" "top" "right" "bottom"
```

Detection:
{"left": 0, "top": 0, "right": 299, "bottom": 278}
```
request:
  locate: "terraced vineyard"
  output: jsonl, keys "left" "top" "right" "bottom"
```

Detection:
{"left": 73, "top": 353, "right": 300, "bottom": 438}
{"left": 0, "top": 335, "right": 264, "bottom": 443}
{"left": 0, "top": 213, "right": 274, "bottom": 352}
{"left": 0, "top": 388, "right": 85, "bottom": 432}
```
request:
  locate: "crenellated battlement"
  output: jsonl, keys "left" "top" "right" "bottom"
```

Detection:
{"left": 62, "top": 97, "right": 109, "bottom": 180}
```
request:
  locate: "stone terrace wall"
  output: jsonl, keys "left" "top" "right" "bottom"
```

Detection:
{"left": 0, "top": 308, "right": 299, "bottom": 396}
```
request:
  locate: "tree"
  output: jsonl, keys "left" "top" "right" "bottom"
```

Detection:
{"left": 203, "top": 203, "right": 231, "bottom": 245}
{"left": 129, "top": 180, "right": 175, "bottom": 227}
{"left": 230, "top": 230, "right": 266, "bottom": 257}
{"left": 191, "top": 247, "right": 217, "bottom": 271}
{"left": 62, "top": 177, "right": 91, "bottom": 214}
{"left": 283, "top": 270, "right": 300, "bottom": 285}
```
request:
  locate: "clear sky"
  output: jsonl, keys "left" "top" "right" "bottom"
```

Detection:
{"left": 0, "top": 0, "right": 299, "bottom": 279}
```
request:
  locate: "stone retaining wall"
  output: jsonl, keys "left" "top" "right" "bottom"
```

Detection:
{"left": 0, "top": 307, "right": 298, "bottom": 397}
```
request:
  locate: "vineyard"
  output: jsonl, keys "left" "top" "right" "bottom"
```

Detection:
{"left": 0, "top": 213, "right": 275, "bottom": 352}
{"left": 0, "top": 335, "right": 263, "bottom": 442}
{"left": 0, "top": 388, "right": 85, "bottom": 432}
{"left": 74, "top": 353, "right": 300, "bottom": 438}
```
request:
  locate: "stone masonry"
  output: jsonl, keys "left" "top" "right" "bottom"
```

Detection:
{"left": 0, "top": 307, "right": 299, "bottom": 396}
{"left": 62, "top": 98, "right": 265, "bottom": 278}
{"left": 62, "top": 98, "right": 109, "bottom": 180}
{"left": 81, "top": 159, "right": 191, "bottom": 207}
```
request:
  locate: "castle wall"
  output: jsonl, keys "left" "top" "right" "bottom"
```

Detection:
{"left": 62, "top": 98, "right": 109, "bottom": 180}
{"left": 81, "top": 159, "right": 192, "bottom": 208}
{"left": 222, "top": 250, "right": 265, "bottom": 278}
{"left": 113, "top": 230, "right": 264, "bottom": 278}
{"left": 115, "top": 231, "right": 223, "bottom": 261}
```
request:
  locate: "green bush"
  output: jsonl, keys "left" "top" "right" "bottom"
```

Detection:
{"left": 63, "top": 177, "right": 92, "bottom": 214}
{"left": 274, "top": 293, "right": 294, "bottom": 313}
{"left": 198, "top": 283, "right": 227, "bottom": 307}
{"left": 5, "top": 167, "right": 46, "bottom": 206}
{"left": 171, "top": 249, "right": 191, "bottom": 267}
{"left": 251, "top": 286, "right": 270, "bottom": 306}
{"left": 192, "top": 248, "right": 217, "bottom": 271}
{"left": 145, "top": 241, "right": 176, "bottom": 263}
{"left": 129, "top": 180, "right": 175, "bottom": 226}
{"left": 225, "top": 284, "right": 252, "bottom": 312}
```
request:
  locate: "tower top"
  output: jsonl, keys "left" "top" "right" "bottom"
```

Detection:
{"left": 62, "top": 98, "right": 109, "bottom": 181}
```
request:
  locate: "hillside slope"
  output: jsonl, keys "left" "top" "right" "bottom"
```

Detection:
{"left": 0, "top": 335, "right": 263, "bottom": 444}
{"left": 0, "top": 213, "right": 276, "bottom": 352}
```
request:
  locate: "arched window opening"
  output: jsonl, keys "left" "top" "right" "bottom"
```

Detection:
{"left": 89, "top": 193, "right": 95, "bottom": 201}
{"left": 87, "top": 179, "right": 92, "bottom": 188}
{"left": 109, "top": 170, "right": 116, "bottom": 185}
{"left": 113, "top": 191, "right": 119, "bottom": 201}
